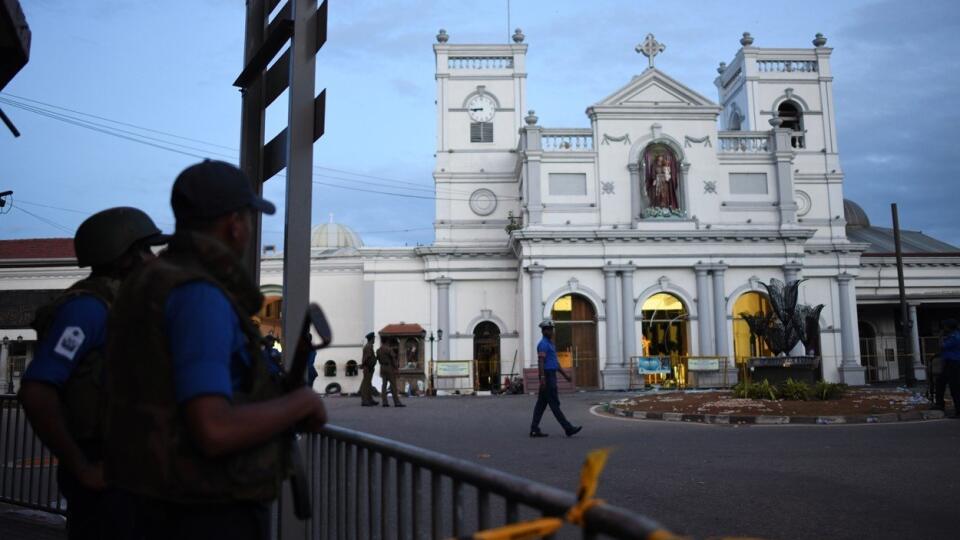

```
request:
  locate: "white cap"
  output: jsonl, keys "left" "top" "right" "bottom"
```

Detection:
{"left": 539, "top": 319, "right": 555, "bottom": 328}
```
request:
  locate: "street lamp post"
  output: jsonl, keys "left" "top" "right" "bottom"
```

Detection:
{"left": 2, "top": 336, "right": 10, "bottom": 394}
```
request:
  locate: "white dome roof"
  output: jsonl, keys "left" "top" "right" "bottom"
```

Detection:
{"left": 310, "top": 221, "right": 363, "bottom": 249}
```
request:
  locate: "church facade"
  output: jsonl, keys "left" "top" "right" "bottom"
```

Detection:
{"left": 3, "top": 31, "right": 959, "bottom": 395}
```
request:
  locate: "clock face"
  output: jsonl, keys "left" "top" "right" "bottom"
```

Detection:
{"left": 467, "top": 95, "right": 496, "bottom": 122}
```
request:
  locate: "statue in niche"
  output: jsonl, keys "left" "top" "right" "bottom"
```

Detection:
{"left": 642, "top": 144, "right": 681, "bottom": 215}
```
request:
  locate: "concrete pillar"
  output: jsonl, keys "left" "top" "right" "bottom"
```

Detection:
{"left": 712, "top": 265, "right": 729, "bottom": 361}
{"left": 437, "top": 277, "right": 452, "bottom": 360}
{"left": 783, "top": 263, "right": 803, "bottom": 284}
{"left": 836, "top": 274, "right": 866, "bottom": 385}
{"left": 909, "top": 303, "right": 927, "bottom": 381}
{"left": 695, "top": 265, "right": 714, "bottom": 355}
{"left": 0, "top": 341, "right": 9, "bottom": 394}
{"left": 628, "top": 163, "right": 641, "bottom": 224}
{"left": 620, "top": 267, "right": 637, "bottom": 367}
{"left": 524, "top": 125, "right": 544, "bottom": 225}
{"left": 771, "top": 126, "right": 799, "bottom": 225}
{"left": 602, "top": 267, "right": 628, "bottom": 389}
{"left": 525, "top": 264, "right": 546, "bottom": 367}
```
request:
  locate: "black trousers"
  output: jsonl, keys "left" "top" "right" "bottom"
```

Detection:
{"left": 530, "top": 370, "right": 573, "bottom": 433}
{"left": 59, "top": 470, "right": 139, "bottom": 540}
{"left": 935, "top": 361, "right": 960, "bottom": 414}
{"left": 133, "top": 495, "right": 271, "bottom": 540}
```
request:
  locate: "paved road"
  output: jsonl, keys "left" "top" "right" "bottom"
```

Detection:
{"left": 324, "top": 391, "right": 959, "bottom": 540}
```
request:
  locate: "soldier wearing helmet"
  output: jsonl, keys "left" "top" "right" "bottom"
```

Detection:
{"left": 103, "top": 160, "right": 327, "bottom": 540}
{"left": 19, "top": 206, "right": 168, "bottom": 540}
{"left": 529, "top": 318, "right": 582, "bottom": 438}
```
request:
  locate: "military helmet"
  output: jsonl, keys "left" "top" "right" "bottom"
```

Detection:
{"left": 539, "top": 318, "right": 555, "bottom": 328}
{"left": 74, "top": 207, "right": 167, "bottom": 267}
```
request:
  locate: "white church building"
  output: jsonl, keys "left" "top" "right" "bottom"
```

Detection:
{"left": 3, "top": 31, "right": 959, "bottom": 394}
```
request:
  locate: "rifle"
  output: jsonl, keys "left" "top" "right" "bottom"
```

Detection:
{"left": 284, "top": 303, "right": 332, "bottom": 520}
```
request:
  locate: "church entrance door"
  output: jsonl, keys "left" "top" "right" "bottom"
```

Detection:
{"left": 473, "top": 321, "right": 501, "bottom": 392}
{"left": 551, "top": 294, "right": 599, "bottom": 388}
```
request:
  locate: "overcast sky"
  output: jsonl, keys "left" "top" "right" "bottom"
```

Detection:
{"left": 2, "top": 0, "right": 958, "bottom": 249}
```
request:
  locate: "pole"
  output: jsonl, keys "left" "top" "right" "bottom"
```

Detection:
{"left": 239, "top": 0, "right": 267, "bottom": 283}
{"left": 892, "top": 203, "right": 914, "bottom": 387}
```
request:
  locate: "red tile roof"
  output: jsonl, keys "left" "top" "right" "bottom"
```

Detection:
{"left": 379, "top": 323, "right": 426, "bottom": 336}
{"left": 0, "top": 238, "right": 75, "bottom": 260}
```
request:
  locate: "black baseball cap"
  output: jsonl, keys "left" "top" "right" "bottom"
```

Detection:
{"left": 171, "top": 160, "right": 276, "bottom": 221}
{"left": 365, "top": 332, "right": 375, "bottom": 339}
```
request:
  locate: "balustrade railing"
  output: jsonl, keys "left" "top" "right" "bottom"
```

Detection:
{"left": 718, "top": 133, "right": 770, "bottom": 153}
{"left": 447, "top": 56, "right": 513, "bottom": 69}
{"left": 541, "top": 130, "right": 594, "bottom": 152}
{"left": 0, "top": 394, "right": 65, "bottom": 515}
{"left": 756, "top": 60, "right": 817, "bottom": 73}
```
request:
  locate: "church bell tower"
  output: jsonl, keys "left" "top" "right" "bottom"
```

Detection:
{"left": 432, "top": 29, "right": 527, "bottom": 246}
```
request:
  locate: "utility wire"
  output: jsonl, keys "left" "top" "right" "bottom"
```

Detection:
{"left": 13, "top": 205, "right": 73, "bottom": 234}
{"left": 1, "top": 94, "right": 494, "bottom": 198}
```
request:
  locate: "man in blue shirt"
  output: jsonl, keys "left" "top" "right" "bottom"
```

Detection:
{"left": 103, "top": 160, "right": 327, "bottom": 540}
{"left": 19, "top": 206, "right": 168, "bottom": 540}
{"left": 529, "top": 319, "right": 582, "bottom": 437}
{"left": 935, "top": 318, "right": 960, "bottom": 417}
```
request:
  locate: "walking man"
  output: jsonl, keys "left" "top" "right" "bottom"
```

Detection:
{"left": 935, "top": 318, "right": 960, "bottom": 417}
{"left": 103, "top": 160, "right": 328, "bottom": 540}
{"left": 530, "top": 319, "right": 581, "bottom": 438}
{"left": 379, "top": 337, "right": 405, "bottom": 407}
{"left": 19, "top": 207, "right": 168, "bottom": 539}
{"left": 360, "top": 332, "right": 379, "bottom": 406}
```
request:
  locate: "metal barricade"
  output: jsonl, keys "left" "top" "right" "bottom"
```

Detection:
{"left": 282, "top": 425, "right": 670, "bottom": 540}
{"left": 0, "top": 394, "right": 65, "bottom": 515}
{"left": 0, "top": 394, "right": 670, "bottom": 539}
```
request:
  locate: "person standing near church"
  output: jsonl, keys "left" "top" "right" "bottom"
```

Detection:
{"left": 935, "top": 318, "right": 960, "bottom": 418}
{"left": 379, "top": 337, "right": 404, "bottom": 407}
{"left": 529, "top": 319, "right": 581, "bottom": 438}
{"left": 102, "top": 160, "right": 328, "bottom": 540}
{"left": 360, "top": 332, "right": 379, "bottom": 406}
{"left": 19, "top": 207, "right": 168, "bottom": 540}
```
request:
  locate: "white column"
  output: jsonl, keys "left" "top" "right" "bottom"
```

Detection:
{"left": 783, "top": 263, "right": 802, "bottom": 284}
{"left": 695, "top": 265, "right": 714, "bottom": 355}
{"left": 712, "top": 265, "right": 729, "bottom": 360}
{"left": 0, "top": 341, "right": 9, "bottom": 394}
{"left": 603, "top": 268, "right": 621, "bottom": 368}
{"left": 836, "top": 274, "right": 866, "bottom": 385}
{"left": 437, "top": 277, "right": 452, "bottom": 360}
{"left": 628, "top": 163, "right": 641, "bottom": 224}
{"left": 620, "top": 267, "right": 636, "bottom": 367}
{"left": 909, "top": 303, "right": 926, "bottom": 381}
{"left": 528, "top": 265, "right": 545, "bottom": 329}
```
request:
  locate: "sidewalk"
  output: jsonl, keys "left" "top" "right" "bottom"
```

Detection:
{"left": 0, "top": 502, "right": 64, "bottom": 540}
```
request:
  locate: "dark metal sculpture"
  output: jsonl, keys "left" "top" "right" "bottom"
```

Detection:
{"left": 739, "top": 279, "right": 824, "bottom": 356}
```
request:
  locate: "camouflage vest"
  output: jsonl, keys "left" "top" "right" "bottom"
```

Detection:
{"left": 32, "top": 275, "right": 119, "bottom": 457}
{"left": 103, "top": 232, "right": 289, "bottom": 503}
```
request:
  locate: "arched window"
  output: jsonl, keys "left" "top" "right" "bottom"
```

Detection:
{"left": 550, "top": 294, "right": 599, "bottom": 388}
{"left": 728, "top": 103, "right": 743, "bottom": 131}
{"left": 732, "top": 292, "right": 774, "bottom": 365}
{"left": 640, "top": 293, "right": 689, "bottom": 359}
{"left": 473, "top": 321, "right": 501, "bottom": 392}
{"left": 345, "top": 360, "right": 359, "bottom": 377}
{"left": 323, "top": 360, "right": 337, "bottom": 377}
{"left": 640, "top": 143, "right": 682, "bottom": 216}
{"left": 777, "top": 101, "right": 804, "bottom": 148}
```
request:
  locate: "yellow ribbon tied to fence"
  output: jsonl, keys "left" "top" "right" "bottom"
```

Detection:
{"left": 470, "top": 448, "right": 613, "bottom": 540}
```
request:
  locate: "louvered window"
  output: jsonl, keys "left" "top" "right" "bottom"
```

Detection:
{"left": 470, "top": 122, "right": 493, "bottom": 143}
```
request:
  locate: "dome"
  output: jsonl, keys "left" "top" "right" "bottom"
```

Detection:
{"left": 310, "top": 221, "right": 363, "bottom": 249}
{"left": 843, "top": 199, "right": 871, "bottom": 228}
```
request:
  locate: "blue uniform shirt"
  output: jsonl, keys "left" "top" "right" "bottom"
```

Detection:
{"left": 23, "top": 295, "right": 108, "bottom": 387}
{"left": 942, "top": 330, "right": 960, "bottom": 363}
{"left": 165, "top": 281, "right": 252, "bottom": 403}
{"left": 537, "top": 337, "right": 560, "bottom": 371}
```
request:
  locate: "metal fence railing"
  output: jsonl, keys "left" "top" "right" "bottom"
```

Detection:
{"left": 1, "top": 394, "right": 671, "bottom": 539}
{"left": 0, "top": 394, "right": 65, "bottom": 515}
{"left": 281, "top": 425, "right": 671, "bottom": 540}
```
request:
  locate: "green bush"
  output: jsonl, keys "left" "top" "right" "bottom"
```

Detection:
{"left": 814, "top": 381, "right": 847, "bottom": 400}
{"left": 778, "top": 378, "right": 812, "bottom": 401}
{"left": 733, "top": 379, "right": 779, "bottom": 400}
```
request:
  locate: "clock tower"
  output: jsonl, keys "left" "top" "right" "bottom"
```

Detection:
{"left": 433, "top": 29, "right": 527, "bottom": 246}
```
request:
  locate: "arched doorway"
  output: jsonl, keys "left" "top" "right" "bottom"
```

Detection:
{"left": 551, "top": 294, "right": 599, "bottom": 388}
{"left": 859, "top": 321, "right": 881, "bottom": 383}
{"left": 473, "top": 321, "right": 501, "bottom": 392}
{"left": 640, "top": 293, "right": 689, "bottom": 378}
{"left": 732, "top": 292, "right": 774, "bottom": 366}
{"left": 256, "top": 296, "right": 282, "bottom": 340}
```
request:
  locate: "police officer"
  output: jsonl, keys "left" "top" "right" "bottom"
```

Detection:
{"left": 935, "top": 318, "right": 960, "bottom": 418}
{"left": 529, "top": 319, "right": 582, "bottom": 438}
{"left": 103, "top": 160, "right": 327, "bottom": 540}
{"left": 19, "top": 206, "right": 168, "bottom": 540}
{"left": 360, "top": 332, "right": 379, "bottom": 406}
{"left": 379, "top": 337, "right": 405, "bottom": 407}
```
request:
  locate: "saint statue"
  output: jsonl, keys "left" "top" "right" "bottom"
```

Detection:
{"left": 643, "top": 145, "right": 680, "bottom": 210}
